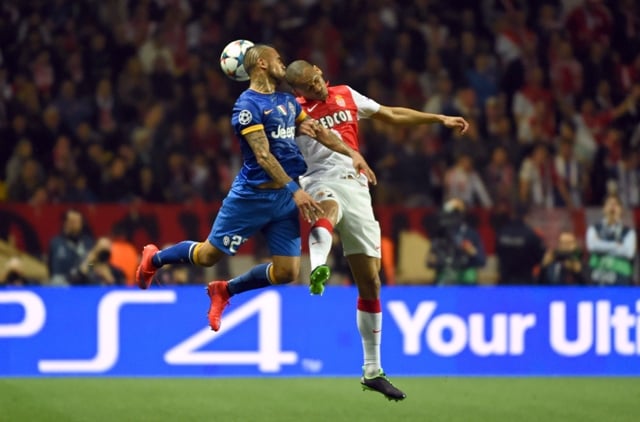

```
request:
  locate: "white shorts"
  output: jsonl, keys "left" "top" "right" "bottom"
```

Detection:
{"left": 302, "top": 174, "right": 381, "bottom": 258}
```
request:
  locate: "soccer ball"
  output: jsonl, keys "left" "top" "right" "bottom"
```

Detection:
{"left": 220, "top": 39, "right": 254, "bottom": 82}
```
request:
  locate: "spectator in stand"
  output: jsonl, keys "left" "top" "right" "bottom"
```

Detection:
{"left": 449, "top": 117, "right": 488, "bottom": 168}
{"left": 444, "top": 154, "right": 492, "bottom": 209}
{"left": 549, "top": 39, "right": 584, "bottom": 100}
{"left": 519, "top": 143, "right": 568, "bottom": 209}
{"left": 611, "top": 0, "right": 640, "bottom": 63}
{"left": 582, "top": 43, "right": 615, "bottom": 99}
{"left": 616, "top": 52, "right": 640, "bottom": 94}
{"left": 93, "top": 78, "right": 120, "bottom": 144}
{"left": 100, "top": 155, "right": 134, "bottom": 203}
{"left": 539, "top": 231, "right": 589, "bottom": 285}
{"left": 512, "top": 67, "right": 554, "bottom": 145}
{"left": 117, "top": 57, "right": 152, "bottom": 121}
{"left": 586, "top": 194, "right": 637, "bottom": 285}
{"left": 564, "top": 0, "right": 613, "bottom": 58}
{"left": 553, "top": 130, "right": 586, "bottom": 208}
{"left": 610, "top": 149, "right": 640, "bottom": 208}
{"left": 466, "top": 52, "right": 499, "bottom": 108}
{"left": 138, "top": 30, "right": 175, "bottom": 75}
{"left": 423, "top": 74, "right": 455, "bottom": 118}
{"left": 590, "top": 127, "right": 624, "bottom": 204}
{"left": 578, "top": 89, "right": 640, "bottom": 146}
{"left": 7, "top": 158, "right": 45, "bottom": 203}
{"left": 418, "top": 52, "right": 448, "bottom": 99}
{"left": 483, "top": 146, "right": 517, "bottom": 207}
{"left": 134, "top": 166, "right": 164, "bottom": 203}
{"left": 53, "top": 80, "right": 93, "bottom": 132}
{"left": 5, "top": 139, "right": 35, "bottom": 189}
{"left": 36, "top": 105, "right": 69, "bottom": 166}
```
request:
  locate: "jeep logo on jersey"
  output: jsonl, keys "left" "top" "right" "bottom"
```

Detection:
{"left": 318, "top": 110, "right": 354, "bottom": 129}
{"left": 271, "top": 125, "right": 296, "bottom": 139}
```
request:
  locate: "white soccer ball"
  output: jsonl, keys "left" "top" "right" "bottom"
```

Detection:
{"left": 220, "top": 39, "right": 254, "bottom": 82}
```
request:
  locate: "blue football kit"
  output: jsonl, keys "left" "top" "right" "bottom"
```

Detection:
{"left": 208, "top": 89, "right": 308, "bottom": 256}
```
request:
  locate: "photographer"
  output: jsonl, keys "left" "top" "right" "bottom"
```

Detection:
{"left": 586, "top": 194, "right": 637, "bottom": 286}
{"left": 538, "top": 232, "right": 589, "bottom": 285}
{"left": 427, "top": 198, "right": 486, "bottom": 285}
{"left": 76, "top": 237, "right": 126, "bottom": 286}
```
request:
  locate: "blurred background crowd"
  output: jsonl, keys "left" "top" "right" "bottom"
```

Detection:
{"left": 0, "top": 0, "right": 639, "bottom": 286}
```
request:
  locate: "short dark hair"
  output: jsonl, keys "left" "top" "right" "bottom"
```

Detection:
{"left": 243, "top": 44, "right": 269, "bottom": 76}
{"left": 285, "top": 60, "right": 313, "bottom": 85}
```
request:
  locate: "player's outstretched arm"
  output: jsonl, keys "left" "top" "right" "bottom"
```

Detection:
{"left": 373, "top": 106, "right": 469, "bottom": 134}
{"left": 244, "top": 130, "right": 323, "bottom": 222}
{"left": 298, "top": 118, "right": 377, "bottom": 185}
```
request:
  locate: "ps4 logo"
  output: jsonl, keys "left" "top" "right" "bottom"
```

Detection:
{"left": 0, "top": 290, "right": 297, "bottom": 373}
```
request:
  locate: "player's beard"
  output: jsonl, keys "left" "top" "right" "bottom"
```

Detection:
{"left": 269, "top": 65, "right": 286, "bottom": 83}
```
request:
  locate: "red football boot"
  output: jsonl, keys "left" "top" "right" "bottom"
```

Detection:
{"left": 136, "top": 244, "right": 159, "bottom": 289}
{"left": 206, "top": 281, "right": 230, "bottom": 331}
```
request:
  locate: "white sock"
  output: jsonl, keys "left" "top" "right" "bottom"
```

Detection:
{"left": 357, "top": 298, "right": 382, "bottom": 378}
{"left": 309, "top": 218, "right": 333, "bottom": 271}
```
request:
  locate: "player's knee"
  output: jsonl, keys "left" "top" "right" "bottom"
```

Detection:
{"left": 195, "top": 243, "right": 222, "bottom": 267}
{"left": 271, "top": 265, "right": 299, "bottom": 285}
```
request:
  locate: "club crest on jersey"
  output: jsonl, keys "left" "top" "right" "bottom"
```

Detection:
{"left": 288, "top": 102, "right": 296, "bottom": 115}
{"left": 277, "top": 104, "right": 287, "bottom": 115}
{"left": 335, "top": 95, "right": 346, "bottom": 107}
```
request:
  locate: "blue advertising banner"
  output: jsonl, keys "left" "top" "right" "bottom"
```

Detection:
{"left": 1, "top": 287, "right": 639, "bottom": 377}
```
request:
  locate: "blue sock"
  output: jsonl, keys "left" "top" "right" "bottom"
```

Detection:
{"left": 227, "top": 263, "right": 273, "bottom": 296}
{"left": 153, "top": 241, "right": 198, "bottom": 267}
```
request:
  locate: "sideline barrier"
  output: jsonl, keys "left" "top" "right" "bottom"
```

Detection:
{"left": 1, "top": 286, "right": 639, "bottom": 376}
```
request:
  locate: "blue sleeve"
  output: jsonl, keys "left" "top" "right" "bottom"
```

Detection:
{"left": 232, "top": 97, "right": 264, "bottom": 137}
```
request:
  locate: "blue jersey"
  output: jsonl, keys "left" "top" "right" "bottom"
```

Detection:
{"left": 231, "top": 90, "right": 307, "bottom": 189}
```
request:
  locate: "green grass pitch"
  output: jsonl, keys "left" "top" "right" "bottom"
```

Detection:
{"left": 1, "top": 377, "right": 639, "bottom": 422}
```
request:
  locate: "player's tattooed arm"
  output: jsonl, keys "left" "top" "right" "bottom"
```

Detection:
{"left": 245, "top": 130, "right": 292, "bottom": 187}
{"left": 245, "top": 129, "right": 324, "bottom": 221}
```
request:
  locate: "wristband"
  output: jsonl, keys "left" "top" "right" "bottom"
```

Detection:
{"left": 285, "top": 180, "right": 300, "bottom": 194}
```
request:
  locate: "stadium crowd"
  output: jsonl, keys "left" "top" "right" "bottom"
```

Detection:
{"left": 0, "top": 0, "right": 639, "bottom": 286}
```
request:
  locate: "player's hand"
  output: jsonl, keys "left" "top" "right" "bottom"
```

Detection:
{"left": 292, "top": 189, "right": 324, "bottom": 223}
{"left": 442, "top": 116, "right": 469, "bottom": 134}
{"left": 350, "top": 151, "right": 377, "bottom": 185}
{"left": 298, "top": 119, "right": 318, "bottom": 137}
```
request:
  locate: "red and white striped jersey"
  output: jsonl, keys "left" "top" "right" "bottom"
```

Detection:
{"left": 295, "top": 85, "right": 380, "bottom": 182}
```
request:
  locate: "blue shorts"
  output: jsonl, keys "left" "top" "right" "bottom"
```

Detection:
{"left": 208, "top": 186, "right": 301, "bottom": 256}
